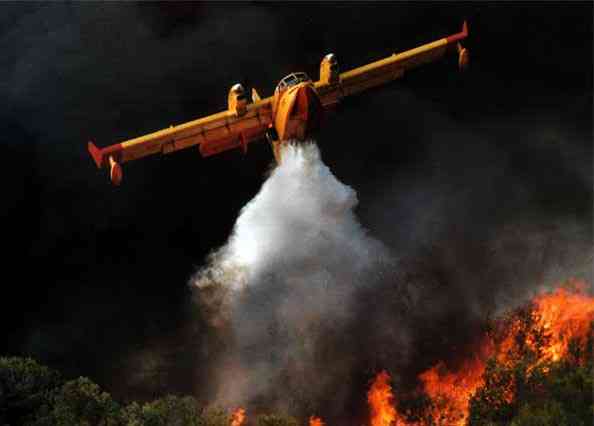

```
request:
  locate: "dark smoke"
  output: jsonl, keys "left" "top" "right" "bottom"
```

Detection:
{"left": 190, "top": 136, "right": 592, "bottom": 423}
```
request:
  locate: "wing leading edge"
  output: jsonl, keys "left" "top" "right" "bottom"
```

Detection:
{"left": 315, "top": 21, "right": 469, "bottom": 105}
{"left": 89, "top": 96, "right": 273, "bottom": 184}
{"left": 89, "top": 21, "right": 468, "bottom": 185}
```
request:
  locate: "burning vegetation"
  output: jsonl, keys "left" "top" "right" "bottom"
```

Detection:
{"left": 371, "top": 280, "right": 593, "bottom": 426}
{"left": 308, "top": 416, "right": 325, "bottom": 426}
{"left": 223, "top": 281, "right": 593, "bottom": 426}
{"left": 231, "top": 408, "right": 246, "bottom": 426}
{"left": 1, "top": 280, "right": 591, "bottom": 425}
{"left": 367, "top": 371, "right": 398, "bottom": 426}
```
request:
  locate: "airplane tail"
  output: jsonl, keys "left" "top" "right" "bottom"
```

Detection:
{"left": 457, "top": 21, "right": 469, "bottom": 70}
{"left": 88, "top": 141, "right": 122, "bottom": 185}
{"left": 88, "top": 141, "right": 103, "bottom": 168}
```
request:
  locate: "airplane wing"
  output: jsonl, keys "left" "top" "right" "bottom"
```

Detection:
{"left": 315, "top": 22, "right": 469, "bottom": 107}
{"left": 88, "top": 94, "right": 273, "bottom": 184}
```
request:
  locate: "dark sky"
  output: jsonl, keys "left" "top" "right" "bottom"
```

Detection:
{"left": 2, "top": 0, "right": 592, "bottom": 415}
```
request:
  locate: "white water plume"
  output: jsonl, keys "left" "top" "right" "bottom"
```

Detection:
{"left": 191, "top": 141, "right": 395, "bottom": 410}
{"left": 192, "top": 141, "right": 391, "bottom": 295}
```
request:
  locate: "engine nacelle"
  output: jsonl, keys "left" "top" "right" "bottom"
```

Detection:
{"left": 319, "top": 53, "right": 340, "bottom": 84}
{"left": 457, "top": 42, "right": 469, "bottom": 71}
{"left": 228, "top": 83, "right": 247, "bottom": 116}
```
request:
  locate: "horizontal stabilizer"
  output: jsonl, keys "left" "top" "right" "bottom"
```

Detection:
{"left": 446, "top": 20, "right": 469, "bottom": 44}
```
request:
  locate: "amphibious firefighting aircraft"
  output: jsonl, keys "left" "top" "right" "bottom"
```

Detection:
{"left": 88, "top": 22, "right": 469, "bottom": 185}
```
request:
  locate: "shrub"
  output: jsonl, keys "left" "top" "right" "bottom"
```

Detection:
{"left": 0, "top": 356, "right": 62, "bottom": 425}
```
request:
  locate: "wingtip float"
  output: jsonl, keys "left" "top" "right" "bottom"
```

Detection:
{"left": 88, "top": 21, "right": 469, "bottom": 185}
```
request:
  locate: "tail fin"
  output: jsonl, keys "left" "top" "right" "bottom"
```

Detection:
{"left": 88, "top": 141, "right": 103, "bottom": 168}
{"left": 446, "top": 20, "right": 469, "bottom": 44}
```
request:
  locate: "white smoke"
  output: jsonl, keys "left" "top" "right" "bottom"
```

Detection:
{"left": 191, "top": 142, "right": 395, "bottom": 411}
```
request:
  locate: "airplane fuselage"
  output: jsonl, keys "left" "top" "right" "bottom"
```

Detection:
{"left": 268, "top": 78, "right": 324, "bottom": 163}
{"left": 273, "top": 82, "right": 323, "bottom": 141}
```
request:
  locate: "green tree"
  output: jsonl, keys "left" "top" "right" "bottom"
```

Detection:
{"left": 34, "top": 377, "right": 122, "bottom": 426}
{"left": 197, "top": 407, "right": 230, "bottom": 426}
{"left": 0, "top": 356, "right": 62, "bottom": 425}
{"left": 510, "top": 400, "right": 571, "bottom": 426}
{"left": 122, "top": 395, "right": 201, "bottom": 426}
{"left": 509, "top": 360, "right": 593, "bottom": 426}
{"left": 467, "top": 358, "right": 518, "bottom": 425}
{"left": 469, "top": 342, "right": 593, "bottom": 425}
{"left": 255, "top": 413, "right": 300, "bottom": 426}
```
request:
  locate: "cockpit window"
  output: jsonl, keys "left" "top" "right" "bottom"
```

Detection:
{"left": 276, "top": 72, "right": 311, "bottom": 92}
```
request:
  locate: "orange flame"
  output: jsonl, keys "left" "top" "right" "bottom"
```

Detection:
{"left": 416, "top": 282, "right": 593, "bottom": 425}
{"left": 367, "top": 370, "right": 403, "bottom": 426}
{"left": 529, "top": 283, "right": 594, "bottom": 363}
{"left": 418, "top": 356, "right": 485, "bottom": 426}
{"left": 363, "top": 282, "right": 593, "bottom": 426}
{"left": 309, "top": 416, "right": 325, "bottom": 426}
{"left": 230, "top": 408, "right": 246, "bottom": 426}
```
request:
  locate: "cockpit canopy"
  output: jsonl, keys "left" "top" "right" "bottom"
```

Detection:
{"left": 275, "top": 72, "right": 311, "bottom": 93}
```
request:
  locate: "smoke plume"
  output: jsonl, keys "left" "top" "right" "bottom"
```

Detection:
{"left": 190, "top": 139, "right": 592, "bottom": 422}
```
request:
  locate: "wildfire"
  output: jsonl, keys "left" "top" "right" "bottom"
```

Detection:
{"left": 367, "top": 370, "right": 403, "bottom": 426}
{"left": 362, "top": 282, "right": 593, "bottom": 426}
{"left": 224, "top": 281, "right": 593, "bottom": 426}
{"left": 230, "top": 408, "right": 246, "bottom": 426}
{"left": 405, "top": 282, "right": 593, "bottom": 425}
{"left": 418, "top": 356, "right": 485, "bottom": 426}
{"left": 529, "top": 283, "right": 594, "bottom": 363}
{"left": 309, "top": 416, "right": 325, "bottom": 426}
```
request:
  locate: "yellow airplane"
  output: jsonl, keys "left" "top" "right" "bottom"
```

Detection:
{"left": 88, "top": 22, "right": 469, "bottom": 185}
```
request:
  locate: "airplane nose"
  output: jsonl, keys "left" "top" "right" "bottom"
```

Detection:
{"left": 294, "top": 84, "right": 311, "bottom": 115}
{"left": 293, "top": 84, "right": 320, "bottom": 118}
{"left": 292, "top": 84, "right": 323, "bottom": 138}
